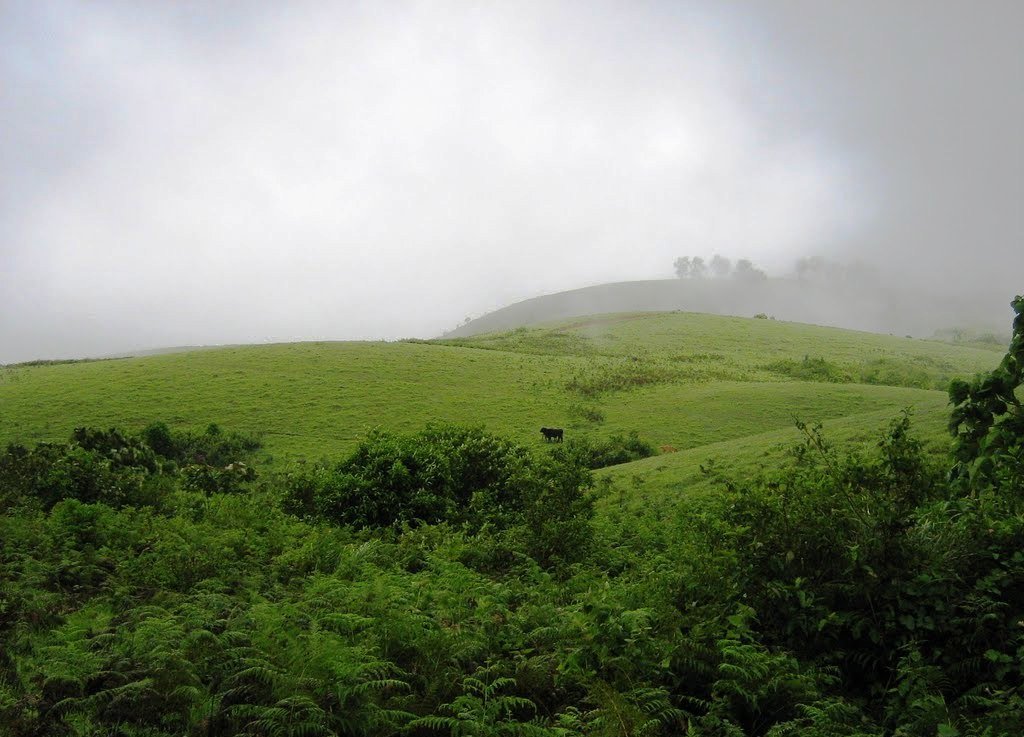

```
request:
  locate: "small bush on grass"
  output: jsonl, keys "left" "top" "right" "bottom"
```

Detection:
{"left": 141, "top": 421, "right": 261, "bottom": 466}
{"left": 555, "top": 431, "right": 656, "bottom": 469}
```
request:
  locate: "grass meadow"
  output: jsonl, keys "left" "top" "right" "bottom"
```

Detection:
{"left": 1, "top": 311, "right": 998, "bottom": 474}
{"left": 2, "top": 308, "right": 1020, "bottom": 735}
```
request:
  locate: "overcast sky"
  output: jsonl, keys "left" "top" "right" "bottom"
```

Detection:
{"left": 1, "top": 1, "right": 1021, "bottom": 362}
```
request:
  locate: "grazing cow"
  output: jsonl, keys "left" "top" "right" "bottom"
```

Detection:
{"left": 659, "top": 445, "right": 678, "bottom": 453}
{"left": 540, "top": 427, "right": 564, "bottom": 442}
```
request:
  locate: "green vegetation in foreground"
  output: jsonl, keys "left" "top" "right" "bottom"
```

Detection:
{"left": 0, "top": 313, "right": 1000, "bottom": 467}
{"left": 0, "top": 297, "right": 1022, "bottom": 735}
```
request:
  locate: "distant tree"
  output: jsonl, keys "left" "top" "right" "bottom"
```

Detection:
{"left": 734, "top": 258, "right": 767, "bottom": 281}
{"left": 794, "top": 255, "right": 829, "bottom": 281}
{"left": 674, "top": 256, "right": 707, "bottom": 279}
{"left": 710, "top": 254, "right": 732, "bottom": 278}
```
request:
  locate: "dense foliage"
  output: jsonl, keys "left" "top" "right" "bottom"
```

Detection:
{"left": 280, "top": 425, "right": 594, "bottom": 566}
{"left": 948, "top": 296, "right": 1024, "bottom": 495}
{"left": 554, "top": 432, "right": 657, "bottom": 470}
{"left": 1, "top": 298, "right": 1022, "bottom": 736}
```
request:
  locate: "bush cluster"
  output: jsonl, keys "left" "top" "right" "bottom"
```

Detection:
{"left": 141, "top": 421, "right": 261, "bottom": 466}
{"left": 555, "top": 430, "right": 656, "bottom": 469}
{"left": 281, "top": 425, "right": 594, "bottom": 566}
{"left": 0, "top": 423, "right": 261, "bottom": 512}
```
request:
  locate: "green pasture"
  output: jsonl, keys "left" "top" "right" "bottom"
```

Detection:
{"left": 596, "top": 380, "right": 944, "bottom": 450}
{"left": 596, "top": 398, "right": 954, "bottom": 515}
{"left": 1, "top": 312, "right": 999, "bottom": 473}
{"left": 0, "top": 342, "right": 578, "bottom": 462}
{"left": 443, "top": 311, "right": 997, "bottom": 374}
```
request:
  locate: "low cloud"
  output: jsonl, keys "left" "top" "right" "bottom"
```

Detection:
{"left": 1, "top": 1, "right": 1018, "bottom": 362}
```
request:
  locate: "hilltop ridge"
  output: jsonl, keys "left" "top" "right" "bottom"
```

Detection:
{"left": 445, "top": 277, "right": 1006, "bottom": 339}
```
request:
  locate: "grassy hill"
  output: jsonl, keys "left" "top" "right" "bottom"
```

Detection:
{"left": 3, "top": 307, "right": 1020, "bottom": 735}
{"left": 1, "top": 312, "right": 998, "bottom": 474}
{"left": 445, "top": 278, "right": 1009, "bottom": 340}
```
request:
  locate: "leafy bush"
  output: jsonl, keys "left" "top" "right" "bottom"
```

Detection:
{"left": 0, "top": 439, "right": 161, "bottom": 510}
{"left": 281, "top": 425, "right": 594, "bottom": 565}
{"left": 282, "top": 425, "right": 527, "bottom": 528}
{"left": 555, "top": 431, "right": 656, "bottom": 469}
{"left": 71, "top": 426, "right": 161, "bottom": 472}
{"left": 702, "top": 299, "right": 1024, "bottom": 730}
{"left": 141, "top": 421, "right": 261, "bottom": 466}
{"left": 948, "top": 295, "right": 1024, "bottom": 495}
{"left": 0, "top": 423, "right": 260, "bottom": 512}
{"left": 181, "top": 461, "right": 256, "bottom": 495}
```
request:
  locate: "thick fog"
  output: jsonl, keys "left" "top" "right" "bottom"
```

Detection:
{"left": 1, "top": 1, "right": 1021, "bottom": 363}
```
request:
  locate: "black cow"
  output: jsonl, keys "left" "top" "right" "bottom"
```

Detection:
{"left": 540, "top": 427, "right": 564, "bottom": 442}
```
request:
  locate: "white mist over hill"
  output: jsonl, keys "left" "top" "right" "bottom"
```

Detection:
{"left": 1, "top": 1, "right": 1020, "bottom": 363}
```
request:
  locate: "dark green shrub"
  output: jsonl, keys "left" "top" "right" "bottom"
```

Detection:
{"left": 700, "top": 397, "right": 1024, "bottom": 730}
{"left": 948, "top": 295, "right": 1024, "bottom": 495}
{"left": 282, "top": 425, "right": 528, "bottom": 529}
{"left": 517, "top": 450, "right": 595, "bottom": 567}
{"left": 281, "top": 425, "right": 595, "bottom": 565}
{"left": 0, "top": 423, "right": 260, "bottom": 511}
{"left": 555, "top": 431, "right": 656, "bottom": 469}
{"left": 181, "top": 461, "right": 256, "bottom": 495}
{"left": 141, "top": 420, "right": 176, "bottom": 458}
{"left": 0, "top": 439, "right": 155, "bottom": 510}
{"left": 72, "top": 426, "right": 161, "bottom": 472}
{"left": 140, "top": 421, "right": 260, "bottom": 466}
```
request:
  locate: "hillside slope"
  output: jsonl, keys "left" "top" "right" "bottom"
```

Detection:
{"left": 446, "top": 278, "right": 1006, "bottom": 339}
{"left": 0, "top": 312, "right": 998, "bottom": 469}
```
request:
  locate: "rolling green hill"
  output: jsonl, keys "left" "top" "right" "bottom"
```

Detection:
{"left": 444, "top": 278, "right": 1008, "bottom": 340}
{"left": 0, "top": 312, "right": 998, "bottom": 472}
{"left": 3, "top": 307, "right": 1020, "bottom": 735}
